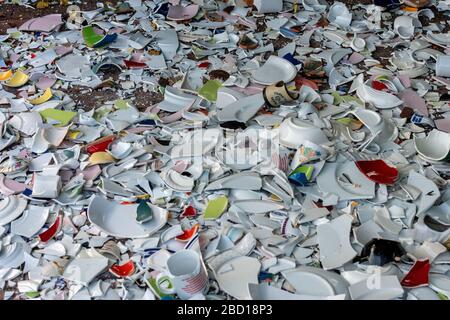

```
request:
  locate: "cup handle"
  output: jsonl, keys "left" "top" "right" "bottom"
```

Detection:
{"left": 156, "top": 273, "right": 176, "bottom": 295}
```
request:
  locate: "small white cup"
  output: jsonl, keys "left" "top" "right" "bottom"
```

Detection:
{"left": 394, "top": 16, "right": 421, "bottom": 39}
{"left": 166, "top": 249, "right": 208, "bottom": 300}
{"left": 436, "top": 55, "right": 450, "bottom": 78}
{"left": 254, "top": 0, "right": 283, "bottom": 14}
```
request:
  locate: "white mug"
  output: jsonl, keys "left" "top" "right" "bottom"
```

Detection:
{"left": 166, "top": 249, "right": 208, "bottom": 299}
{"left": 436, "top": 55, "right": 450, "bottom": 78}
{"left": 254, "top": 0, "right": 282, "bottom": 14}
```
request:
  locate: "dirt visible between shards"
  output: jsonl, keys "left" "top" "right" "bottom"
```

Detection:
{"left": 0, "top": 2, "right": 119, "bottom": 35}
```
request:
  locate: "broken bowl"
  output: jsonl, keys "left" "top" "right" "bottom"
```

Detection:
{"left": 327, "top": 2, "right": 352, "bottom": 29}
{"left": 394, "top": 16, "right": 421, "bottom": 40}
{"left": 414, "top": 129, "right": 450, "bottom": 162}
{"left": 251, "top": 55, "right": 297, "bottom": 85}
{"left": 278, "top": 117, "right": 329, "bottom": 149}
{"left": 2, "top": 70, "right": 29, "bottom": 88}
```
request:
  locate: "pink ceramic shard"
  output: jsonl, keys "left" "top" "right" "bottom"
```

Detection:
{"left": 19, "top": 14, "right": 63, "bottom": 32}
{"left": 36, "top": 76, "right": 57, "bottom": 90}
{"left": 348, "top": 52, "right": 365, "bottom": 64}
{"left": 0, "top": 175, "right": 26, "bottom": 196}
{"left": 397, "top": 75, "right": 411, "bottom": 88}
{"left": 167, "top": 4, "right": 199, "bottom": 21}
{"left": 398, "top": 89, "right": 428, "bottom": 116}
{"left": 435, "top": 118, "right": 450, "bottom": 133}
{"left": 55, "top": 45, "right": 73, "bottom": 56}
{"left": 81, "top": 165, "right": 102, "bottom": 181}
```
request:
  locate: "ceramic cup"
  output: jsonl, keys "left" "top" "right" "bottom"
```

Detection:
{"left": 394, "top": 16, "right": 421, "bottom": 39}
{"left": 31, "top": 174, "right": 61, "bottom": 199}
{"left": 166, "top": 249, "right": 208, "bottom": 299}
{"left": 328, "top": 2, "right": 352, "bottom": 29}
{"left": 263, "top": 81, "right": 299, "bottom": 107}
{"left": 254, "top": 0, "right": 283, "bottom": 14}
{"left": 436, "top": 55, "right": 450, "bottom": 78}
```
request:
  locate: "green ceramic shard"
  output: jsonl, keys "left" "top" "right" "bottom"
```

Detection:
{"left": 198, "top": 80, "right": 222, "bottom": 102}
{"left": 82, "top": 26, "right": 104, "bottom": 47}
{"left": 136, "top": 201, "right": 153, "bottom": 224}
{"left": 336, "top": 118, "right": 354, "bottom": 126}
{"left": 192, "top": 46, "right": 206, "bottom": 59}
{"left": 438, "top": 292, "right": 449, "bottom": 300}
{"left": 9, "top": 31, "right": 22, "bottom": 39}
{"left": 114, "top": 99, "right": 130, "bottom": 109}
{"left": 332, "top": 91, "right": 363, "bottom": 106}
{"left": 203, "top": 195, "right": 228, "bottom": 220}
{"left": 93, "top": 106, "right": 111, "bottom": 121}
{"left": 39, "top": 108, "right": 77, "bottom": 127}
{"left": 25, "top": 291, "right": 40, "bottom": 299}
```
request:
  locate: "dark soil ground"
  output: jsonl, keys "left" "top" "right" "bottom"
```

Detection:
{"left": 65, "top": 86, "right": 119, "bottom": 110}
{"left": 133, "top": 88, "right": 164, "bottom": 111}
{"left": 372, "top": 46, "right": 395, "bottom": 66}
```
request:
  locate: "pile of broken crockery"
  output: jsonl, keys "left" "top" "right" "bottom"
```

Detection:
{"left": 0, "top": 0, "right": 450, "bottom": 300}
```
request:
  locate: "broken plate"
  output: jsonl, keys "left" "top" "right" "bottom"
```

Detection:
{"left": 88, "top": 196, "right": 168, "bottom": 238}
{"left": 234, "top": 199, "right": 285, "bottom": 214}
{"left": 317, "top": 162, "right": 376, "bottom": 201}
{"left": 0, "top": 195, "right": 28, "bottom": 226}
{"left": 215, "top": 256, "right": 261, "bottom": 300}
{"left": 216, "top": 93, "right": 265, "bottom": 123}
{"left": 278, "top": 118, "right": 329, "bottom": 149}
{"left": 10, "top": 205, "right": 50, "bottom": 238}
{"left": 159, "top": 86, "right": 197, "bottom": 112}
{"left": 282, "top": 266, "right": 350, "bottom": 298}
{"left": 205, "top": 172, "right": 262, "bottom": 191}
{"left": 19, "top": 14, "right": 63, "bottom": 32}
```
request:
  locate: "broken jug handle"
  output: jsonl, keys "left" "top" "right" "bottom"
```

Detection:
{"left": 357, "top": 130, "right": 381, "bottom": 153}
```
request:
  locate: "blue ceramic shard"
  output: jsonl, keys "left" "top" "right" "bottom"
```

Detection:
{"left": 288, "top": 165, "right": 314, "bottom": 186}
